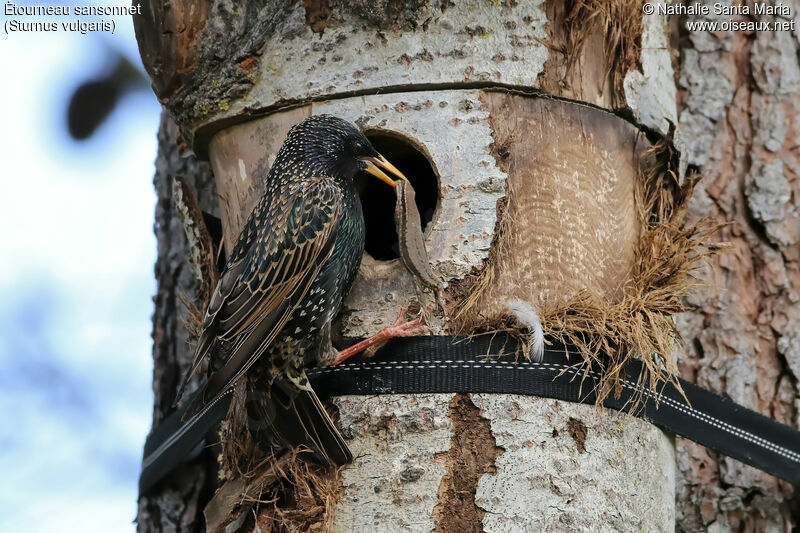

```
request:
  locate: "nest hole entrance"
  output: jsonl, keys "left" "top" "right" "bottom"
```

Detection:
{"left": 203, "top": 211, "right": 226, "bottom": 273}
{"left": 357, "top": 133, "right": 439, "bottom": 261}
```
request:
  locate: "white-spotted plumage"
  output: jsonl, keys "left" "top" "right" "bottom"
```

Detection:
{"left": 178, "top": 115, "right": 395, "bottom": 467}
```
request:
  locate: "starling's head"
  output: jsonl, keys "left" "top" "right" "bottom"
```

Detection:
{"left": 283, "top": 115, "right": 407, "bottom": 187}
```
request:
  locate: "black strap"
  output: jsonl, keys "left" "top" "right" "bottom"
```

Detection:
{"left": 139, "top": 334, "right": 800, "bottom": 494}
{"left": 139, "top": 387, "right": 234, "bottom": 495}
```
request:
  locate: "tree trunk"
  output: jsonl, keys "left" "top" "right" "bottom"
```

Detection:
{"left": 204, "top": 91, "right": 676, "bottom": 532}
{"left": 673, "top": 7, "right": 800, "bottom": 532}
{"left": 134, "top": 2, "right": 799, "bottom": 531}
{"left": 136, "top": 113, "right": 218, "bottom": 532}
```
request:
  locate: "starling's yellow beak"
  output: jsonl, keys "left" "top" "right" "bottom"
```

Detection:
{"left": 361, "top": 154, "right": 408, "bottom": 188}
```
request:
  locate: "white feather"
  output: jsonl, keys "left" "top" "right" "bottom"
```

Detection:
{"left": 505, "top": 299, "right": 545, "bottom": 362}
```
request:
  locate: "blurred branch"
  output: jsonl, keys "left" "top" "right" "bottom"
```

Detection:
{"left": 67, "top": 50, "right": 149, "bottom": 140}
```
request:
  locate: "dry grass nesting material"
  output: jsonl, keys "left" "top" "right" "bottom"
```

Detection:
{"left": 243, "top": 450, "right": 341, "bottom": 533}
{"left": 259, "top": 451, "right": 341, "bottom": 532}
{"left": 452, "top": 124, "right": 727, "bottom": 408}
{"left": 546, "top": 0, "right": 644, "bottom": 107}
{"left": 211, "top": 385, "right": 344, "bottom": 531}
{"left": 204, "top": 449, "right": 341, "bottom": 533}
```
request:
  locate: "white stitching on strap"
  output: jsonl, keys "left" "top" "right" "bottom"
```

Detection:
{"left": 310, "top": 359, "right": 800, "bottom": 465}
{"left": 142, "top": 387, "right": 235, "bottom": 470}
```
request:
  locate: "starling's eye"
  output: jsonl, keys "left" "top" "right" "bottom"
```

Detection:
{"left": 352, "top": 140, "right": 365, "bottom": 153}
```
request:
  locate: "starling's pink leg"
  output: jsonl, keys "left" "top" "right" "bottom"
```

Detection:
{"left": 330, "top": 308, "right": 427, "bottom": 365}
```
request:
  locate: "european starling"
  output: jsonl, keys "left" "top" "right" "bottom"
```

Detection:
{"left": 179, "top": 115, "right": 422, "bottom": 466}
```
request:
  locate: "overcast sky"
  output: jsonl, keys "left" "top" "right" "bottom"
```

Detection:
{"left": 0, "top": 6, "right": 160, "bottom": 532}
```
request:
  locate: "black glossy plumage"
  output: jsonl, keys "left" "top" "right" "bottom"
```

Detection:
{"left": 180, "top": 115, "right": 388, "bottom": 466}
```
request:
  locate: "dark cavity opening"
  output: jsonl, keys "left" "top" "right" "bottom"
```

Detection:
{"left": 356, "top": 133, "right": 438, "bottom": 261}
{"left": 202, "top": 211, "right": 226, "bottom": 273}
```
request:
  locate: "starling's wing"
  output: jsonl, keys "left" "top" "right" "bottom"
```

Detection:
{"left": 180, "top": 178, "right": 342, "bottom": 419}
{"left": 250, "top": 374, "right": 353, "bottom": 466}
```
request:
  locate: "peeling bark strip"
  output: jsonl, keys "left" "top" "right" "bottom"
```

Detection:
{"left": 539, "top": 0, "right": 643, "bottom": 108}
{"left": 539, "top": 0, "right": 638, "bottom": 108}
{"left": 208, "top": 106, "right": 311, "bottom": 249}
{"left": 394, "top": 180, "right": 439, "bottom": 290}
{"left": 433, "top": 394, "right": 502, "bottom": 533}
{"left": 134, "top": 2, "right": 209, "bottom": 99}
{"left": 171, "top": 175, "right": 219, "bottom": 306}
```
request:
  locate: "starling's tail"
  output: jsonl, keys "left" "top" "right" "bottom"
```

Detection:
{"left": 247, "top": 376, "right": 353, "bottom": 467}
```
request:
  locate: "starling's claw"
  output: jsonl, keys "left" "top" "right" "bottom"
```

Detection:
{"left": 330, "top": 308, "right": 428, "bottom": 365}
{"left": 384, "top": 315, "right": 427, "bottom": 338}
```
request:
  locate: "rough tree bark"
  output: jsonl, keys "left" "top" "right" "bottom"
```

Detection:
{"left": 136, "top": 114, "right": 219, "bottom": 532}
{"left": 673, "top": 6, "right": 800, "bottom": 532}
{"left": 134, "top": 1, "right": 798, "bottom": 532}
